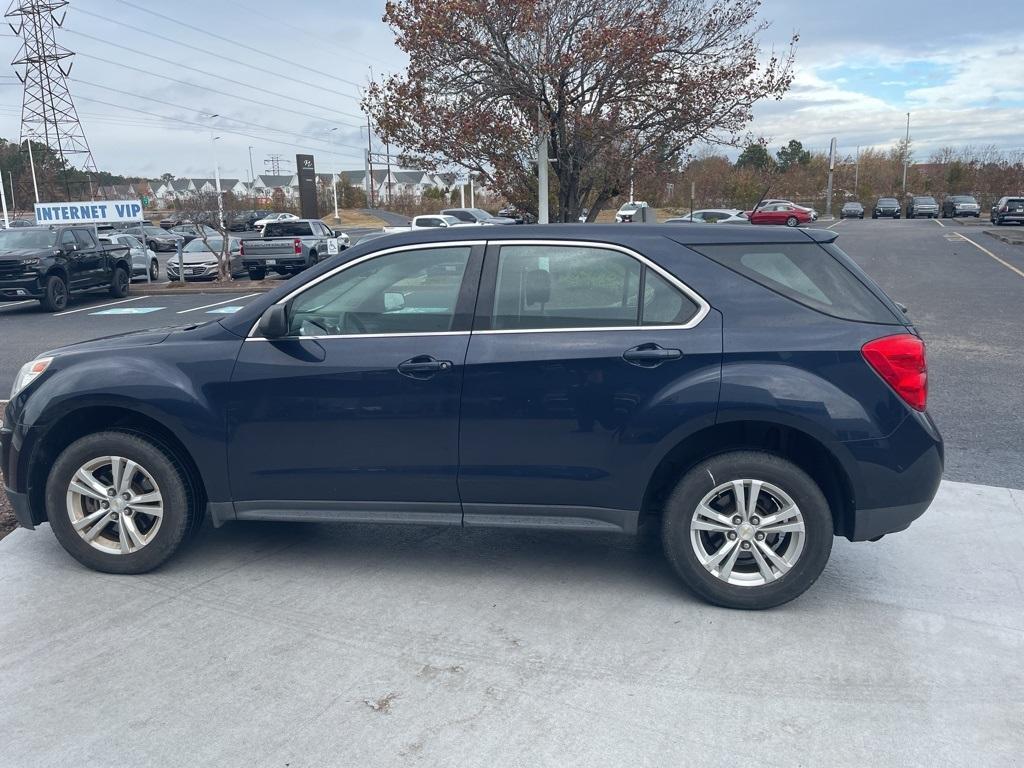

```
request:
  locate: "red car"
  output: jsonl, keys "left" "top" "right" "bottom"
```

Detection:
{"left": 747, "top": 203, "right": 813, "bottom": 227}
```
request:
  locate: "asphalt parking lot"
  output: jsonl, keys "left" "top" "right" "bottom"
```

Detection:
{"left": 1, "top": 217, "right": 1022, "bottom": 766}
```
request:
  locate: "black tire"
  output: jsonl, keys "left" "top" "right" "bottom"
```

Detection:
{"left": 109, "top": 266, "right": 130, "bottom": 298}
{"left": 785, "top": 216, "right": 798, "bottom": 227}
{"left": 871, "top": 213, "right": 878, "bottom": 219}
{"left": 308, "top": 250, "right": 318, "bottom": 267}
{"left": 248, "top": 267, "right": 266, "bottom": 281}
{"left": 149, "top": 259, "right": 159, "bottom": 281}
{"left": 45, "top": 431, "right": 194, "bottom": 574}
{"left": 39, "top": 274, "right": 69, "bottom": 312}
{"left": 661, "top": 451, "right": 833, "bottom": 610}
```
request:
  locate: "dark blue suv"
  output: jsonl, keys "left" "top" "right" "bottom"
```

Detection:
{"left": 1, "top": 225, "right": 943, "bottom": 609}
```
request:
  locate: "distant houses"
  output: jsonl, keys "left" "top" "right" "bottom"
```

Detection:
{"left": 104, "top": 169, "right": 459, "bottom": 209}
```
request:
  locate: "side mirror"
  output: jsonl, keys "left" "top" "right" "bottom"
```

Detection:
{"left": 258, "top": 304, "right": 289, "bottom": 339}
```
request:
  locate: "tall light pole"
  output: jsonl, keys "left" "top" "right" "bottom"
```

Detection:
{"left": 206, "top": 113, "right": 224, "bottom": 230}
{"left": 247, "top": 145, "right": 256, "bottom": 208}
{"left": 902, "top": 112, "right": 910, "bottom": 194}
{"left": 24, "top": 135, "right": 39, "bottom": 203}
{"left": 325, "top": 127, "right": 340, "bottom": 220}
{"left": 537, "top": 103, "right": 549, "bottom": 224}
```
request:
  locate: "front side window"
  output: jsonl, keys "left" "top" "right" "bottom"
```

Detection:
{"left": 490, "top": 245, "right": 698, "bottom": 330}
{"left": 286, "top": 246, "right": 471, "bottom": 337}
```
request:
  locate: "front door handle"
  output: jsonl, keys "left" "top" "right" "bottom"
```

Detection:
{"left": 622, "top": 343, "right": 682, "bottom": 367}
{"left": 397, "top": 355, "right": 452, "bottom": 379}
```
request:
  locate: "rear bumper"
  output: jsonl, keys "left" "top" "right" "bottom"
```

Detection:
{"left": 243, "top": 258, "right": 305, "bottom": 270}
{"left": 844, "top": 410, "right": 944, "bottom": 541}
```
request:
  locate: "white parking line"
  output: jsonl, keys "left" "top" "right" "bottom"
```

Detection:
{"left": 176, "top": 293, "right": 259, "bottom": 314}
{"left": 826, "top": 219, "right": 845, "bottom": 230}
{"left": 953, "top": 232, "right": 1024, "bottom": 279}
{"left": 52, "top": 296, "right": 147, "bottom": 317}
{"left": 933, "top": 218, "right": 946, "bottom": 228}
{"left": 0, "top": 300, "right": 36, "bottom": 312}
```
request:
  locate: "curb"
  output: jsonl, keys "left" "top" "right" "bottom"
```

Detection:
{"left": 134, "top": 281, "right": 276, "bottom": 295}
{"left": 984, "top": 230, "right": 1024, "bottom": 247}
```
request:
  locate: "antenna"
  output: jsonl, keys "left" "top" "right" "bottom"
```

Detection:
{"left": 6, "top": 0, "right": 97, "bottom": 200}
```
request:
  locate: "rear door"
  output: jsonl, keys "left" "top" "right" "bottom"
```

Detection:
{"left": 458, "top": 239, "right": 722, "bottom": 532}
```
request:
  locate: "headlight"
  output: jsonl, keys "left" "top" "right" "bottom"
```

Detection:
{"left": 11, "top": 356, "right": 53, "bottom": 398}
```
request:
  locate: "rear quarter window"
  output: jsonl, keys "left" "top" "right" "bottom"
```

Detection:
{"left": 693, "top": 243, "right": 901, "bottom": 324}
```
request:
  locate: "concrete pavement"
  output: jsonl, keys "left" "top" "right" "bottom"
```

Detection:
{"left": 0, "top": 478, "right": 1021, "bottom": 767}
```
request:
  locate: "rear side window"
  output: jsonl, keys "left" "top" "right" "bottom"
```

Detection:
{"left": 694, "top": 243, "right": 900, "bottom": 324}
{"left": 490, "top": 244, "right": 699, "bottom": 330}
{"left": 264, "top": 221, "right": 313, "bottom": 237}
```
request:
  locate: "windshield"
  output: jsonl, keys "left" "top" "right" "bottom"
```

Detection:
{"left": 878, "top": 198, "right": 897, "bottom": 205}
{"left": 914, "top": 197, "right": 936, "bottom": 204}
{"left": 0, "top": 229, "right": 57, "bottom": 249}
{"left": 184, "top": 237, "right": 227, "bottom": 252}
{"left": 466, "top": 208, "right": 491, "bottom": 219}
{"left": 951, "top": 196, "right": 977, "bottom": 203}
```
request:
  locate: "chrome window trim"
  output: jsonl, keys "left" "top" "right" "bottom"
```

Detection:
{"left": 482, "top": 239, "right": 710, "bottom": 333}
{"left": 244, "top": 237, "right": 711, "bottom": 340}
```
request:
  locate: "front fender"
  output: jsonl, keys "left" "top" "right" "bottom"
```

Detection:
{"left": 13, "top": 330, "right": 242, "bottom": 502}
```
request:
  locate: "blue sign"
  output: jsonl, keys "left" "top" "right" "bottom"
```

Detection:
{"left": 35, "top": 199, "right": 144, "bottom": 224}
{"left": 206, "top": 306, "right": 244, "bottom": 314}
{"left": 91, "top": 307, "right": 164, "bottom": 315}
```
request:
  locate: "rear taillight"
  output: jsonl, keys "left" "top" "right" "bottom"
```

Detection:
{"left": 239, "top": 241, "right": 245, "bottom": 257}
{"left": 294, "top": 238, "right": 302, "bottom": 254}
{"left": 862, "top": 334, "right": 927, "bottom": 411}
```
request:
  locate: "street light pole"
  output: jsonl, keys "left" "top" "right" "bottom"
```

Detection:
{"left": 248, "top": 145, "right": 256, "bottom": 209}
{"left": 537, "top": 103, "right": 549, "bottom": 224}
{"left": 902, "top": 113, "right": 910, "bottom": 194}
{"left": 25, "top": 136, "right": 39, "bottom": 203}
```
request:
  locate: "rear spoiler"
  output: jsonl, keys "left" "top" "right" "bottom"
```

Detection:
{"left": 800, "top": 229, "right": 839, "bottom": 244}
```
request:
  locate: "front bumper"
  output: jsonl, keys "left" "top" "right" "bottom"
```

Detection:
{"left": 0, "top": 275, "right": 45, "bottom": 300}
{"left": 0, "top": 417, "right": 33, "bottom": 528}
{"left": 167, "top": 263, "right": 219, "bottom": 280}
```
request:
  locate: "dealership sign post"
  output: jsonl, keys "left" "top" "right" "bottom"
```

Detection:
{"left": 34, "top": 200, "right": 145, "bottom": 224}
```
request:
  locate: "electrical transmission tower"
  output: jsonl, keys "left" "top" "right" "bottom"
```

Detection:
{"left": 6, "top": 0, "right": 97, "bottom": 200}
{"left": 264, "top": 154, "right": 290, "bottom": 176}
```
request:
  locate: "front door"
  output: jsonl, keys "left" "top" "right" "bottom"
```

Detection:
{"left": 458, "top": 241, "right": 722, "bottom": 533}
{"left": 227, "top": 243, "right": 483, "bottom": 523}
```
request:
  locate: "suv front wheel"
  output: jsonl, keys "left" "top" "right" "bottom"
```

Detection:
{"left": 662, "top": 451, "right": 833, "bottom": 609}
{"left": 45, "top": 431, "right": 194, "bottom": 573}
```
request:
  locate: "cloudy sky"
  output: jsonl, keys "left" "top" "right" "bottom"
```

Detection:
{"left": 0, "top": 0, "right": 1020, "bottom": 181}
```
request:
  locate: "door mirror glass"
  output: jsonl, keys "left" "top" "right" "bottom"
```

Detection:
{"left": 384, "top": 291, "right": 405, "bottom": 312}
{"left": 257, "top": 304, "right": 289, "bottom": 339}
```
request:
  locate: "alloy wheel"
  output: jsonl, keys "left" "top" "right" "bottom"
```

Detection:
{"left": 65, "top": 455, "right": 164, "bottom": 555}
{"left": 689, "top": 479, "right": 805, "bottom": 587}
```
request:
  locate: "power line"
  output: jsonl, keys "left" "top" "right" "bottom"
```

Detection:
{"left": 70, "top": 49, "right": 364, "bottom": 129}
{"left": 217, "top": 0, "right": 397, "bottom": 72}
{"left": 70, "top": 77, "right": 367, "bottom": 153}
{"left": 73, "top": 5, "right": 364, "bottom": 102}
{"left": 107, "top": 0, "right": 369, "bottom": 93}
{"left": 63, "top": 28, "right": 367, "bottom": 123}
{"left": 71, "top": 92, "right": 364, "bottom": 160}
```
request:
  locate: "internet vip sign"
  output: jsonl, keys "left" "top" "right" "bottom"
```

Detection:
{"left": 35, "top": 200, "right": 145, "bottom": 224}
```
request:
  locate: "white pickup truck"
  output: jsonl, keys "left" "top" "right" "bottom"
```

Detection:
{"left": 383, "top": 214, "right": 476, "bottom": 234}
{"left": 240, "top": 219, "right": 348, "bottom": 280}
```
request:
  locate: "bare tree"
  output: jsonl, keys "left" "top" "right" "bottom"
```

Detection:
{"left": 175, "top": 192, "right": 238, "bottom": 281}
{"left": 365, "top": 0, "right": 796, "bottom": 221}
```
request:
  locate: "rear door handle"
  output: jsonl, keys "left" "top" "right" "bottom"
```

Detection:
{"left": 622, "top": 343, "right": 682, "bottom": 367}
{"left": 397, "top": 355, "right": 452, "bottom": 379}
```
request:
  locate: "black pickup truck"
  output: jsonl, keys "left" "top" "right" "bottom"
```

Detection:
{"left": 0, "top": 225, "right": 132, "bottom": 312}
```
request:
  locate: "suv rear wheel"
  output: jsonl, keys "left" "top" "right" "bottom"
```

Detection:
{"left": 661, "top": 451, "right": 833, "bottom": 609}
{"left": 45, "top": 431, "right": 194, "bottom": 574}
{"left": 109, "top": 266, "right": 130, "bottom": 298}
